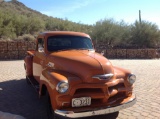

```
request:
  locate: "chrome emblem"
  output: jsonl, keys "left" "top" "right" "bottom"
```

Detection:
{"left": 92, "top": 73, "right": 114, "bottom": 80}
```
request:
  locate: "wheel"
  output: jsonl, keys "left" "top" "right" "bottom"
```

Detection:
{"left": 47, "top": 95, "right": 56, "bottom": 119}
{"left": 45, "top": 92, "right": 60, "bottom": 119}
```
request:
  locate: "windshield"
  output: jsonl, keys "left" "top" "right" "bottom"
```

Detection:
{"left": 47, "top": 35, "right": 94, "bottom": 51}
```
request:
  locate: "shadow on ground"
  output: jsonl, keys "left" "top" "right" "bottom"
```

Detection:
{"left": 0, "top": 79, "right": 118, "bottom": 119}
{"left": 0, "top": 79, "right": 47, "bottom": 119}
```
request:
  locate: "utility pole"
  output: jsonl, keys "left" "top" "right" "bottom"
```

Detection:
{"left": 139, "top": 10, "right": 142, "bottom": 24}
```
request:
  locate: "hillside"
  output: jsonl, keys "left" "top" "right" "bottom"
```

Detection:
{"left": 0, "top": 0, "right": 42, "bottom": 16}
{"left": 0, "top": 0, "right": 92, "bottom": 40}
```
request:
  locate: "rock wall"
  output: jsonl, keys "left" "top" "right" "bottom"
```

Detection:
{"left": 97, "top": 49, "right": 158, "bottom": 59}
{"left": 0, "top": 41, "right": 158, "bottom": 60}
{"left": 0, "top": 41, "right": 36, "bottom": 60}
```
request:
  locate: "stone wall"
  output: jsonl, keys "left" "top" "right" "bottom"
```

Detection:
{"left": 0, "top": 41, "right": 36, "bottom": 60}
{"left": 0, "top": 41, "right": 158, "bottom": 60}
{"left": 97, "top": 49, "right": 158, "bottom": 59}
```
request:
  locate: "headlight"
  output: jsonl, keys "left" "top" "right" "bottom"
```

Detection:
{"left": 127, "top": 74, "right": 136, "bottom": 85}
{"left": 56, "top": 81, "right": 69, "bottom": 93}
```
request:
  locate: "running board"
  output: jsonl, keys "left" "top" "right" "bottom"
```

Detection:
{"left": 27, "top": 76, "right": 39, "bottom": 92}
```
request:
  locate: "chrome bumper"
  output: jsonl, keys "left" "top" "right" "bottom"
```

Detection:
{"left": 55, "top": 94, "right": 136, "bottom": 118}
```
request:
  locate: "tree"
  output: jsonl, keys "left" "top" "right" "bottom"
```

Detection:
{"left": 130, "top": 21, "right": 160, "bottom": 48}
{"left": 91, "top": 19, "right": 129, "bottom": 48}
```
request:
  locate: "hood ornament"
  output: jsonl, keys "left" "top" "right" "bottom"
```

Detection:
{"left": 92, "top": 73, "right": 114, "bottom": 80}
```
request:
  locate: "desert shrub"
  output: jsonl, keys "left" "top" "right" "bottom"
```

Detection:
{"left": 91, "top": 19, "right": 130, "bottom": 48}
{"left": 17, "top": 34, "right": 35, "bottom": 41}
{"left": 130, "top": 21, "right": 160, "bottom": 48}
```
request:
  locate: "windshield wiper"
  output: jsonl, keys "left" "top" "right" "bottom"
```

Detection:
{"left": 54, "top": 48, "right": 75, "bottom": 52}
{"left": 77, "top": 48, "right": 94, "bottom": 51}
{"left": 53, "top": 48, "right": 94, "bottom": 52}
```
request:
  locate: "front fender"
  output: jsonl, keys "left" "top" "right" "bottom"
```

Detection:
{"left": 113, "top": 66, "right": 131, "bottom": 79}
{"left": 39, "top": 68, "right": 81, "bottom": 110}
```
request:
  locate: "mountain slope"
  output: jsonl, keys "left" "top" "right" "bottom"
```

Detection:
{"left": 0, "top": 0, "right": 51, "bottom": 18}
{"left": 0, "top": 0, "right": 92, "bottom": 40}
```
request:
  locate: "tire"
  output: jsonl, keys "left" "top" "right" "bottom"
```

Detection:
{"left": 45, "top": 92, "right": 59, "bottom": 119}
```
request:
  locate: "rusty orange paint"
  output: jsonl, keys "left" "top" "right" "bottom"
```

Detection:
{"left": 24, "top": 31, "right": 136, "bottom": 118}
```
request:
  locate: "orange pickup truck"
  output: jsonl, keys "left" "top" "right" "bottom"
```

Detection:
{"left": 24, "top": 31, "right": 136, "bottom": 119}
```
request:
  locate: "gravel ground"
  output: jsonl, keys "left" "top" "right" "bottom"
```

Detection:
{"left": 0, "top": 59, "right": 160, "bottom": 119}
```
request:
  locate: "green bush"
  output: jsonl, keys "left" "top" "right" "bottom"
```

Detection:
{"left": 130, "top": 21, "right": 160, "bottom": 48}
{"left": 17, "top": 34, "right": 35, "bottom": 41}
{"left": 90, "top": 19, "right": 160, "bottom": 49}
{"left": 91, "top": 19, "right": 131, "bottom": 48}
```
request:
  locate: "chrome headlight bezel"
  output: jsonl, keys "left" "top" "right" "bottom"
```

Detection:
{"left": 56, "top": 81, "right": 69, "bottom": 93}
{"left": 127, "top": 74, "right": 136, "bottom": 85}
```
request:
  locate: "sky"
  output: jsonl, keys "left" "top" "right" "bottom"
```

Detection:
{"left": 18, "top": 0, "right": 160, "bottom": 27}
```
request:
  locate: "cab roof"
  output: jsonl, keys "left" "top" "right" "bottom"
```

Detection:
{"left": 38, "top": 31, "right": 90, "bottom": 38}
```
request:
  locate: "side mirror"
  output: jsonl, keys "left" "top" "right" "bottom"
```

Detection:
{"left": 38, "top": 47, "right": 44, "bottom": 52}
{"left": 101, "top": 50, "right": 105, "bottom": 56}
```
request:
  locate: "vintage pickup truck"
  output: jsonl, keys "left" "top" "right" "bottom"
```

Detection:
{"left": 24, "top": 31, "right": 136, "bottom": 119}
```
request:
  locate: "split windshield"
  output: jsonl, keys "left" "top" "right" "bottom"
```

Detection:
{"left": 47, "top": 35, "right": 94, "bottom": 52}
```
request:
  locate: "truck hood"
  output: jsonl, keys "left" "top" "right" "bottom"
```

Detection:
{"left": 48, "top": 50, "right": 114, "bottom": 83}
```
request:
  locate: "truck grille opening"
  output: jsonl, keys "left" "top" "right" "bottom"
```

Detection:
{"left": 74, "top": 88, "right": 103, "bottom": 95}
{"left": 73, "top": 88, "right": 105, "bottom": 105}
{"left": 108, "top": 83, "right": 125, "bottom": 94}
{"left": 69, "top": 80, "right": 127, "bottom": 108}
{"left": 105, "top": 81, "right": 126, "bottom": 105}
{"left": 108, "top": 92, "right": 126, "bottom": 104}
{"left": 91, "top": 99, "right": 103, "bottom": 105}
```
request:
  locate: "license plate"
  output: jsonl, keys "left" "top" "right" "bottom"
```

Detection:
{"left": 72, "top": 97, "right": 91, "bottom": 107}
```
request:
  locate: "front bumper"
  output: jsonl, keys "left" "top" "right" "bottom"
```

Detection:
{"left": 55, "top": 94, "right": 136, "bottom": 118}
